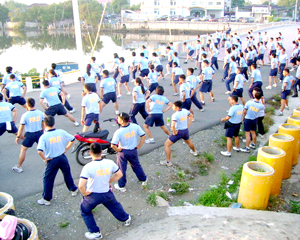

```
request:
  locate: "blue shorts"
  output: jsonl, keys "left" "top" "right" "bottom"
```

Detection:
{"left": 188, "top": 50, "right": 195, "bottom": 56}
{"left": 156, "top": 65, "right": 163, "bottom": 72}
{"left": 247, "top": 60, "right": 253, "bottom": 66}
{"left": 145, "top": 113, "right": 164, "bottom": 127}
{"left": 45, "top": 104, "right": 67, "bottom": 116}
{"left": 120, "top": 75, "right": 129, "bottom": 83}
{"left": 22, "top": 130, "right": 43, "bottom": 148}
{"left": 85, "top": 113, "right": 99, "bottom": 126}
{"left": 102, "top": 92, "right": 117, "bottom": 104}
{"left": 173, "top": 75, "right": 180, "bottom": 84}
{"left": 169, "top": 128, "right": 189, "bottom": 143}
{"left": 9, "top": 96, "right": 26, "bottom": 106}
{"left": 231, "top": 88, "right": 243, "bottom": 98}
{"left": 225, "top": 123, "right": 241, "bottom": 138}
{"left": 182, "top": 99, "right": 192, "bottom": 110}
{"left": 140, "top": 69, "right": 149, "bottom": 77}
{"left": 269, "top": 68, "right": 278, "bottom": 77}
{"left": 168, "top": 61, "right": 173, "bottom": 67}
{"left": 149, "top": 83, "right": 159, "bottom": 93}
{"left": 200, "top": 80, "right": 212, "bottom": 93}
{"left": 244, "top": 119, "right": 257, "bottom": 132}
{"left": 0, "top": 122, "right": 18, "bottom": 136}
{"left": 257, "top": 54, "right": 264, "bottom": 60}
{"left": 281, "top": 90, "right": 290, "bottom": 100}
{"left": 270, "top": 50, "right": 276, "bottom": 55}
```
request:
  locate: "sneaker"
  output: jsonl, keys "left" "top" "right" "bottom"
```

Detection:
{"left": 160, "top": 160, "right": 173, "bottom": 167}
{"left": 127, "top": 92, "right": 132, "bottom": 96}
{"left": 192, "top": 118, "right": 195, "bottom": 122}
{"left": 292, "top": 94, "right": 298, "bottom": 98}
{"left": 12, "top": 165, "right": 23, "bottom": 173}
{"left": 74, "top": 121, "right": 80, "bottom": 127}
{"left": 184, "top": 61, "right": 188, "bottom": 64}
{"left": 200, "top": 109, "right": 204, "bottom": 112}
{"left": 114, "top": 183, "right": 126, "bottom": 192}
{"left": 141, "top": 178, "right": 148, "bottom": 186}
{"left": 221, "top": 151, "right": 231, "bottom": 157}
{"left": 290, "top": 68, "right": 295, "bottom": 72}
{"left": 37, "top": 198, "right": 51, "bottom": 206}
{"left": 67, "top": 94, "right": 71, "bottom": 99}
{"left": 278, "top": 111, "right": 283, "bottom": 116}
{"left": 145, "top": 138, "right": 155, "bottom": 144}
{"left": 124, "top": 215, "right": 131, "bottom": 227}
{"left": 240, "top": 147, "right": 250, "bottom": 153}
{"left": 70, "top": 109, "right": 76, "bottom": 114}
{"left": 115, "top": 110, "right": 119, "bottom": 115}
{"left": 117, "top": 94, "right": 123, "bottom": 99}
{"left": 71, "top": 189, "right": 78, "bottom": 197}
{"left": 225, "top": 91, "right": 231, "bottom": 95}
{"left": 273, "top": 84, "right": 277, "bottom": 87}
{"left": 211, "top": 98, "right": 215, "bottom": 102}
{"left": 194, "top": 67, "right": 198, "bottom": 70}
{"left": 285, "top": 106, "right": 289, "bottom": 110}
{"left": 190, "top": 149, "right": 198, "bottom": 156}
{"left": 165, "top": 72, "right": 170, "bottom": 76}
{"left": 258, "top": 134, "right": 265, "bottom": 138}
{"left": 249, "top": 143, "right": 256, "bottom": 149}
{"left": 265, "top": 85, "right": 272, "bottom": 90}
{"left": 201, "top": 101, "right": 205, "bottom": 105}
{"left": 85, "top": 232, "right": 102, "bottom": 240}
{"left": 172, "top": 93, "right": 179, "bottom": 96}
{"left": 242, "top": 139, "right": 246, "bottom": 143}
{"left": 232, "top": 147, "right": 240, "bottom": 152}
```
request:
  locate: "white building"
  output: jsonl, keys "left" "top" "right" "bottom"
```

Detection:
{"left": 139, "top": 0, "right": 225, "bottom": 19}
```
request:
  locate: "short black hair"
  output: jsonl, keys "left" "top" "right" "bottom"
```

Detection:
{"left": 91, "top": 57, "right": 96, "bottom": 61}
{"left": 203, "top": 60, "right": 209, "bottom": 65}
{"left": 188, "top": 68, "right": 194, "bottom": 74}
{"left": 43, "top": 80, "right": 50, "bottom": 86}
{"left": 254, "top": 92, "right": 262, "bottom": 100}
{"left": 231, "top": 95, "right": 238, "bottom": 102}
{"left": 6, "top": 66, "right": 12, "bottom": 73}
{"left": 132, "top": 52, "right": 136, "bottom": 56}
{"left": 179, "top": 74, "right": 186, "bottom": 80}
{"left": 27, "top": 98, "right": 35, "bottom": 107}
{"left": 173, "top": 62, "right": 178, "bottom": 67}
{"left": 90, "top": 142, "right": 102, "bottom": 154}
{"left": 103, "top": 70, "right": 109, "bottom": 77}
{"left": 119, "top": 112, "right": 130, "bottom": 122}
{"left": 51, "top": 63, "right": 57, "bottom": 69}
{"left": 84, "top": 83, "right": 93, "bottom": 92}
{"left": 283, "top": 68, "right": 290, "bottom": 74}
{"left": 44, "top": 115, "right": 55, "bottom": 127}
{"left": 251, "top": 63, "right": 257, "bottom": 69}
{"left": 140, "top": 53, "right": 144, "bottom": 57}
{"left": 156, "top": 85, "right": 164, "bottom": 95}
{"left": 10, "top": 74, "right": 16, "bottom": 80}
{"left": 119, "top": 57, "right": 125, "bottom": 62}
{"left": 173, "top": 100, "right": 182, "bottom": 108}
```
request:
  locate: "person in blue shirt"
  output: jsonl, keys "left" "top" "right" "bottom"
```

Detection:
{"left": 147, "top": 65, "right": 161, "bottom": 94}
{"left": 239, "top": 52, "right": 248, "bottom": 81}
{"left": 292, "top": 58, "right": 300, "bottom": 97}
{"left": 111, "top": 112, "right": 147, "bottom": 192}
{"left": 279, "top": 68, "right": 295, "bottom": 116}
{"left": 220, "top": 95, "right": 243, "bottom": 157}
{"left": 179, "top": 74, "right": 194, "bottom": 111}
{"left": 3, "top": 74, "right": 27, "bottom": 109}
{"left": 231, "top": 67, "right": 246, "bottom": 106}
{"left": 141, "top": 45, "right": 149, "bottom": 59}
{"left": 81, "top": 83, "right": 101, "bottom": 132}
{"left": 186, "top": 68, "right": 204, "bottom": 114}
{"left": 100, "top": 70, "right": 119, "bottom": 115}
{"left": 1, "top": 66, "right": 21, "bottom": 92}
{"left": 199, "top": 60, "right": 215, "bottom": 105}
{"left": 131, "top": 52, "right": 139, "bottom": 80}
{"left": 0, "top": 93, "right": 18, "bottom": 137}
{"left": 151, "top": 52, "right": 164, "bottom": 78}
{"left": 171, "top": 62, "right": 184, "bottom": 96}
{"left": 129, "top": 77, "right": 149, "bottom": 124}
{"left": 79, "top": 143, "right": 131, "bottom": 240}
{"left": 111, "top": 53, "right": 120, "bottom": 80}
{"left": 165, "top": 46, "right": 174, "bottom": 76}
{"left": 210, "top": 46, "right": 219, "bottom": 70}
{"left": 91, "top": 56, "right": 103, "bottom": 80}
{"left": 138, "top": 53, "right": 150, "bottom": 79}
{"left": 144, "top": 86, "right": 172, "bottom": 144}
{"left": 248, "top": 63, "right": 263, "bottom": 99}
{"left": 81, "top": 64, "right": 99, "bottom": 95}
{"left": 117, "top": 57, "right": 131, "bottom": 99}
{"left": 257, "top": 42, "right": 266, "bottom": 66}
{"left": 195, "top": 40, "right": 202, "bottom": 70}
{"left": 225, "top": 56, "right": 238, "bottom": 94}
{"left": 278, "top": 48, "right": 288, "bottom": 81}
{"left": 183, "top": 42, "right": 195, "bottom": 64}
{"left": 222, "top": 48, "right": 231, "bottom": 82}
{"left": 173, "top": 52, "right": 181, "bottom": 68}
{"left": 36, "top": 115, "right": 78, "bottom": 205}
{"left": 13, "top": 98, "right": 44, "bottom": 173}
{"left": 266, "top": 53, "right": 279, "bottom": 89}
{"left": 161, "top": 101, "right": 197, "bottom": 167}
{"left": 240, "top": 92, "right": 265, "bottom": 153}
{"left": 40, "top": 80, "right": 79, "bottom": 126}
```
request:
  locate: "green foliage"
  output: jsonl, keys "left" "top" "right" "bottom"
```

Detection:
{"left": 265, "top": 106, "right": 275, "bottom": 115}
{"left": 232, "top": 0, "right": 245, "bottom": 7}
{"left": 157, "top": 192, "right": 170, "bottom": 201}
{"left": 268, "top": 15, "right": 280, "bottom": 22}
{"left": 146, "top": 193, "right": 157, "bottom": 206}
{"left": 290, "top": 200, "right": 300, "bottom": 214}
{"left": 248, "top": 155, "right": 257, "bottom": 161}
{"left": 110, "top": 0, "right": 129, "bottom": 14}
{"left": 170, "top": 181, "right": 190, "bottom": 194}
{"left": 130, "top": 3, "right": 141, "bottom": 11}
{"left": 79, "top": 0, "right": 104, "bottom": 26}
{"left": 198, "top": 187, "right": 232, "bottom": 207}
{"left": 277, "top": 0, "right": 296, "bottom": 7}
{"left": 21, "top": 68, "right": 40, "bottom": 77}
{"left": 58, "top": 221, "right": 70, "bottom": 228}
{"left": 202, "top": 152, "right": 215, "bottom": 163}
{"left": 191, "top": 157, "right": 209, "bottom": 176}
{"left": 213, "top": 136, "right": 227, "bottom": 147}
{"left": 0, "top": 4, "right": 9, "bottom": 23}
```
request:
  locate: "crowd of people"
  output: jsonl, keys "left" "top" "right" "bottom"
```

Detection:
{"left": 0, "top": 27, "right": 300, "bottom": 239}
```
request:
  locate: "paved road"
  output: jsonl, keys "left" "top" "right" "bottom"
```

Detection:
{"left": 0, "top": 24, "right": 298, "bottom": 200}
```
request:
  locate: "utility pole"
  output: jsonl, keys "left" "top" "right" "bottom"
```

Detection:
{"left": 295, "top": 0, "right": 298, "bottom": 22}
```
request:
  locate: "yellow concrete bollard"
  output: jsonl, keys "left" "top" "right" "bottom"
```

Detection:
{"left": 287, "top": 115, "right": 300, "bottom": 153}
{"left": 293, "top": 108, "right": 300, "bottom": 116}
{"left": 0, "top": 192, "right": 15, "bottom": 217}
{"left": 238, "top": 161, "right": 274, "bottom": 210}
{"left": 278, "top": 123, "right": 300, "bottom": 165}
{"left": 257, "top": 147, "right": 286, "bottom": 196}
{"left": 269, "top": 133, "right": 295, "bottom": 179}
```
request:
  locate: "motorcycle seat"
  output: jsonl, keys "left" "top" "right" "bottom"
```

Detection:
{"left": 80, "top": 130, "right": 109, "bottom": 139}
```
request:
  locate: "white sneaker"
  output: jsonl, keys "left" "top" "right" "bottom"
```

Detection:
{"left": 165, "top": 72, "right": 170, "bottom": 76}
{"left": 225, "top": 91, "right": 231, "bottom": 95}
{"left": 145, "top": 138, "right": 155, "bottom": 144}
{"left": 12, "top": 165, "right": 23, "bottom": 173}
{"left": 67, "top": 94, "right": 71, "bottom": 99}
{"left": 160, "top": 160, "right": 173, "bottom": 167}
{"left": 115, "top": 110, "right": 119, "bottom": 115}
{"left": 70, "top": 109, "right": 75, "bottom": 114}
{"left": 278, "top": 111, "right": 283, "bottom": 116}
{"left": 37, "top": 198, "right": 51, "bottom": 206}
{"left": 124, "top": 215, "right": 131, "bottom": 227}
{"left": 221, "top": 151, "right": 231, "bottom": 157}
{"left": 85, "top": 232, "right": 102, "bottom": 239}
{"left": 127, "top": 92, "right": 132, "bottom": 96}
{"left": 192, "top": 118, "right": 195, "bottom": 122}
{"left": 265, "top": 85, "right": 272, "bottom": 90}
{"left": 285, "top": 105, "right": 289, "bottom": 110}
{"left": 273, "top": 84, "right": 277, "bottom": 87}
{"left": 190, "top": 149, "right": 198, "bottom": 156}
{"left": 291, "top": 68, "right": 295, "bottom": 72}
{"left": 172, "top": 93, "right": 179, "bottom": 96}
{"left": 114, "top": 183, "right": 126, "bottom": 192}
{"left": 232, "top": 147, "right": 240, "bottom": 152}
{"left": 117, "top": 95, "right": 123, "bottom": 99}
{"left": 74, "top": 121, "right": 79, "bottom": 127}
{"left": 141, "top": 178, "right": 148, "bottom": 186}
{"left": 71, "top": 189, "right": 78, "bottom": 197}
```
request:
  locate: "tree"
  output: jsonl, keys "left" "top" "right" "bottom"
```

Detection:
{"left": 110, "top": 0, "right": 129, "bottom": 14}
{"left": 130, "top": 3, "right": 141, "bottom": 11}
{"left": 79, "top": 0, "right": 103, "bottom": 26}
{"left": 0, "top": 4, "right": 9, "bottom": 23}
{"left": 232, "top": 0, "right": 245, "bottom": 8}
{"left": 277, "top": 0, "right": 296, "bottom": 7}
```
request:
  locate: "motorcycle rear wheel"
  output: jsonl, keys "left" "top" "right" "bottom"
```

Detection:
{"left": 76, "top": 143, "right": 92, "bottom": 166}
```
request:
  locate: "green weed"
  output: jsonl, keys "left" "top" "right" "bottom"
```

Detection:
{"left": 170, "top": 181, "right": 190, "bottom": 194}
{"left": 58, "top": 221, "right": 70, "bottom": 228}
{"left": 157, "top": 192, "right": 170, "bottom": 201}
{"left": 202, "top": 152, "right": 215, "bottom": 162}
{"left": 213, "top": 136, "right": 227, "bottom": 147}
{"left": 156, "top": 171, "right": 161, "bottom": 176}
{"left": 290, "top": 200, "right": 300, "bottom": 214}
{"left": 265, "top": 106, "right": 275, "bottom": 115}
{"left": 146, "top": 193, "right": 157, "bottom": 206}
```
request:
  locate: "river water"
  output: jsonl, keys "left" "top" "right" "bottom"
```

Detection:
{"left": 0, "top": 30, "right": 205, "bottom": 75}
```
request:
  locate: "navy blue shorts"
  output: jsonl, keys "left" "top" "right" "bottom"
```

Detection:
{"left": 281, "top": 90, "right": 290, "bottom": 100}
{"left": 247, "top": 59, "right": 253, "bottom": 66}
{"left": 156, "top": 65, "right": 163, "bottom": 72}
{"left": 0, "top": 122, "right": 18, "bottom": 136}
{"left": 22, "top": 130, "right": 43, "bottom": 148}
{"left": 145, "top": 113, "right": 164, "bottom": 127}
{"left": 244, "top": 119, "right": 257, "bottom": 132}
{"left": 196, "top": 55, "right": 199, "bottom": 61}
{"left": 149, "top": 83, "right": 159, "bottom": 93}
{"left": 200, "top": 81, "right": 212, "bottom": 93}
{"left": 120, "top": 75, "right": 129, "bottom": 83}
{"left": 169, "top": 128, "right": 189, "bottom": 143}
{"left": 270, "top": 50, "right": 276, "bottom": 55}
{"left": 168, "top": 61, "right": 173, "bottom": 67}
{"left": 45, "top": 104, "right": 67, "bottom": 116}
{"left": 182, "top": 99, "right": 192, "bottom": 110}
{"left": 85, "top": 113, "right": 99, "bottom": 126}
{"left": 188, "top": 50, "right": 195, "bottom": 56}
{"left": 225, "top": 123, "right": 241, "bottom": 138}
{"left": 103, "top": 92, "right": 117, "bottom": 104}
{"left": 269, "top": 68, "right": 278, "bottom": 77}
{"left": 140, "top": 69, "right": 149, "bottom": 77}
{"left": 9, "top": 96, "right": 26, "bottom": 106}
{"left": 257, "top": 54, "right": 264, "bottom": 60}
{"left": 231, "top": 88, "right": 243, "bottom": 98}
{"left": 173, "top": 75, "right": 180, "bottom": 84}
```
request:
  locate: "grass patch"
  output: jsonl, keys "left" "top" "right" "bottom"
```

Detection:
{"left": 191, "top": 157, "right": 209, "bottom": 176}
{"left": 265, "top": 106, "right": 275, "bottom": 115}
{"left": 263, "top": 113, "right": 274, "bottom": 133}
{"left": 58, "top": 221, "right": 70, "bottom": 228}
{"left": 201, "top": 152, "right": 215, "bottom": 163}
{"left": 267, "top": 95, "right": 281, "bottom": 109}
{"left": 157, "top": 192, "right": 170, "bottom": 201}
{"left": 146, "top": 193, "right": 157, "bottom": 206}
{"left": 213, "top": 136, "right": 227, "bottom": 147}
{"left": 290, "top": 200, "right": 300, "bottom": 214}
{"left": 156, "top": 171, "right": 161, "bottom": 176}
{"left": 170, "top": 181, "right": 190, "bottom": 194}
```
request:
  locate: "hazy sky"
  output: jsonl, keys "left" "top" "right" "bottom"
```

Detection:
{"left": 2, "top": 0, "right": 67, "bottom": 5}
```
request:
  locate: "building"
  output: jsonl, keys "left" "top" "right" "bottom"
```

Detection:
{"left": 139, "top": 0, "right": 225, "bottom": 19}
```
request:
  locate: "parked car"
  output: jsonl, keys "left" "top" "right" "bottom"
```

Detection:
{"left": 230, "top": 16, "right": 237, "bottom": 22}
{"left": 209, "top": 18, "right": 218, "bottom": 22}
{"left": 200, "top": 16, "right": 210, "bottom": 21}
{"left": 191, "top": 17, "right": 201, "bottom": 22}
{"left": 239, "top": 17, "right": 255, "bottom": 23}
{"left": 157, "top": 15, "right": 168, "bottom": 21}
{"left": 183, "top": 16, "right": 194, "bottom": 21}
{"left": 172, "top": 15, "right": 184, "bottom": 21}
{"left": 218, "top": 17, "right": 229, "bottom": 22}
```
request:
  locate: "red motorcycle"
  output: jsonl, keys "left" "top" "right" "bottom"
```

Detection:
{"left": 72, "top": 118, "right": 117, "bottom": 166}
